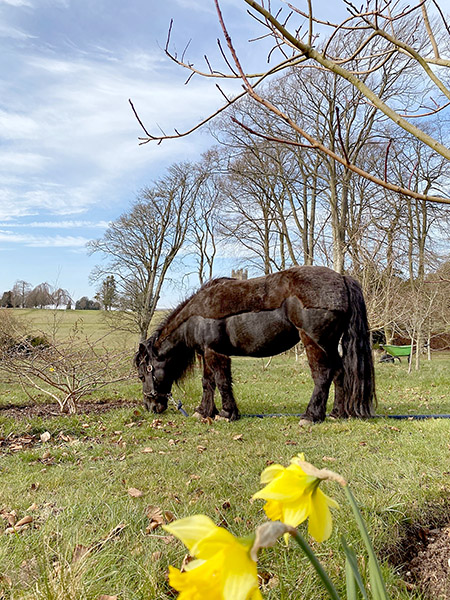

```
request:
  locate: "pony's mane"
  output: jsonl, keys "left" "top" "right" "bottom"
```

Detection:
{"left": 150, "top": 277, "right": 235, "bottom": 344}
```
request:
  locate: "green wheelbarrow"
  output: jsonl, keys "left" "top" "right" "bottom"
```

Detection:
{"left": 379, "top": 344, "right": 411, "bottom": 363}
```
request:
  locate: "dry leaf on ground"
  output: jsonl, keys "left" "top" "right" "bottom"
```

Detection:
{"left": 40, "top": 432, "right": 51, "bottom": 443}
{"left": 145, "top": 505, "right": 164, "bottom": 532}
{"left": 72, "top": 544, "right": 90, "bottom": 565}
{"left": 145, "top": 505, "right": 175, "bottom": 533}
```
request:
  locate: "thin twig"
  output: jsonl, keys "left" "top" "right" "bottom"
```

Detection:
{"left": 128, "top": 99, "right": 152, "bottom": 138}
{"left": 335, "top": 107, "right": 350, "bottom": 166}
{"left": 384, "top": 139, "right": 392, "bottom": 182}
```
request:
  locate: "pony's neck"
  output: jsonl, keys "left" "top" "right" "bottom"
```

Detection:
{"left": 155, "top": 325, "right": 195, "bottom": 384}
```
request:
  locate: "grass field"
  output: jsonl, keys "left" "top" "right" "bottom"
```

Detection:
{"left": 1, "top": 309, "right": 450, "bottom": 599}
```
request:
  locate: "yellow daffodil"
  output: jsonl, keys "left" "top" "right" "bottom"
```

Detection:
{"left": 164, "top": 515, "right": 262, "bottom": 600}
{"left": 252, "top": 454, "right": 340, "bottom": 543}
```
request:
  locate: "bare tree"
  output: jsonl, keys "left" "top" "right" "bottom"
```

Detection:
{"left": 89, "top": 162, "right": 202, "bottom": 340}
{"left": 213, "top": 94, "right": 324, "bottom": 271}
{"left": 11, "top": 280, "right": 32, "bottom": 308}
{"left": 52, "top": 287, "right": 72, "bottom": 309}
{"left": 220, "top": 146, "right": 285, "bottom": 274}
{"left": 26, "top": 283, "right": 54, "bottom": 309}
{"left": 188, "top": 150, "right": 223, "bottom": 284}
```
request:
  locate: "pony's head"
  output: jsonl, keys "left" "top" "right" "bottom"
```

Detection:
{"left": 134, "top": 340, "right": 172, "bottom": 414}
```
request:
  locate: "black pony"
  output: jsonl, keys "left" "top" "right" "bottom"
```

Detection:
{"left": 135, "top": 266, "right": 375, "bottom": 424}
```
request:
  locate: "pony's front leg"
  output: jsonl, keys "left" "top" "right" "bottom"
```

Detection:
{"left": 209, "top": 350, "right": 240, "bottom": 421}
{"left": 194, "top": 353, "right": 219, "bottom": 419}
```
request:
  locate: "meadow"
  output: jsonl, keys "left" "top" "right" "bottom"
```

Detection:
{"left": 1, "top": 309, "right": 450, "bottom": 599}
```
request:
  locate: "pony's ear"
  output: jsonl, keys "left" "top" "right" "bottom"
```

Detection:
{"left": 134, "top": 342, "right": 149, "bottom": 366}
{"left": 138, "top": 342, "right": 149, "bottom": 358}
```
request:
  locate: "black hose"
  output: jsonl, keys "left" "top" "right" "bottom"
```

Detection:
{"left": 240, "top": 413, "right": 450, "bottom": 420}
{"left": 175, "top": 403, "right": 450, "bottom": 421}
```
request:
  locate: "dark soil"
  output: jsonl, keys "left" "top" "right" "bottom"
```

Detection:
{"left": 386, "top": 504, "right": 450, "bottom": 599}
{"left": 0, "top": 398, "right": 139, "bottom": 420}
{"left": 403, "top": 526, "right": 450, "bottom": 598}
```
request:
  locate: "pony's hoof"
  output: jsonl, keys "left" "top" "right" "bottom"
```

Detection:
{"left": 192, "top": 411, "right": 204, "bottom": 420}
{"left": 217, "top": 410, "right": 240, "bottom": 421}
{"left": 215, "top": 415, "right": 229, "bottom": 422}
{"left": 298, "top": 418, "right": 314, "bottom": 427}
{"left": 328, "top": 411, "right": 348, "bottom": 420}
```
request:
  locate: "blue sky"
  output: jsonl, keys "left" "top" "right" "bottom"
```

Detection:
{"left": 0, "top": 0, "right": 260, "bottom": 305}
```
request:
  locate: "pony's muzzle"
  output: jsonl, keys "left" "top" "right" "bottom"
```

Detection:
{"left": 143, "top": 394, "right": 168, "bottom": 414}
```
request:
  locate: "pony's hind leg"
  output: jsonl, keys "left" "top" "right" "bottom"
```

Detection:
{"left": 300, "top": 333, "right": 336, "bottom": 424}
{"left": 329, "top": 355, "right": 348, "bottom": 419}
{"left": 285, "top": 300, "right": 343, "bottom": 423}
{"left": 207, "top": 349, "right": 239, "bottom": 421}
{"left": 195, "top": 352, "right": 219, "bottom": 419}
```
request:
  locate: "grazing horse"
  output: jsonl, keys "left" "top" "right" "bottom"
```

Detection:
{"left": 135, "top": 266, "right": 375, "bottom": 423}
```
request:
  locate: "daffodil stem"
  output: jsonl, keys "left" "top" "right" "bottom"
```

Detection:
{"left": 291, "top": 530, "right": 341, "bottom": 600}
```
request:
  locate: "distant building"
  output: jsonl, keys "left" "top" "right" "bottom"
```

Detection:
{"left": 231, "top": 268, "right": 248, "bottom": 280}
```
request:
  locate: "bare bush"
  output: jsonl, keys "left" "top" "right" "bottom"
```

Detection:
{"left": 0, "top": 313, "right": 134, "bottom": 413}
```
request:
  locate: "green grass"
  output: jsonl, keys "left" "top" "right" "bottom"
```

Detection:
{"left": 1, "top": 310, "right": 450, "bottom": 598}
{"left": 13, "top": 308, "right": 139, "bottom": 347}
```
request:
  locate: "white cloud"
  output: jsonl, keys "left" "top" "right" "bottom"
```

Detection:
{"left": 0, "top": 46, "right": 229, "bottom": 220}
{"left": 0, "top": 0, "right": 32, "bottom": 8}
{"left": 0, "top": 150, "right": 49, "bottom": 171}
{"left": 0, "top": 109, "right": 42, "bottom": 139}
{"left": 173, "top": 0, "right": 216, "bottom": 14}
{"left": 0, "top": 0, "right": 246, "bottom": 302}
{"left": 0, "top": 22, "right": 35, "bottom": 39}
{"left": 0, "top": 219, "right": 109, "bottom": 228}
{"left": 0, "top": 230, "right": 89, "bottom": 247}
{"left": 0, "top": 185, "right": 100, "bottom": 220}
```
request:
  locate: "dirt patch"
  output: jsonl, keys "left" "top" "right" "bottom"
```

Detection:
{"left": 404, "top": 526, "right": 450, "bottom": 598}
{"left": 388, "top": 512, "right": 450, "bottom": 599}
{"left": 0, "top": 398, "right": 140, "bottom": 420}
{"left": 0, "top": 399, "right": 143, "bottom": 451}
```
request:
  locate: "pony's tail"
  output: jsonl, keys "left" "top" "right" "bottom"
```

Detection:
{"left": 341, "top": 276, "right": 376, "bottom": 418}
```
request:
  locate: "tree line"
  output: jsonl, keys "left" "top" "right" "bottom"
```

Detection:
{"left": 0, "top": 281, "right": 106, "bottom": 311}
{"left": 0, "top": 282, "right": 72, "bottom": 309}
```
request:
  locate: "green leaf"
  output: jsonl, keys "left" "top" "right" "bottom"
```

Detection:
{"left": 292, "top": 530, "right": 342, "bottom": 600}
{"left": 344, "top": 486, "right": 390, "bottom": 600}
{"left": 345, "top": 556, "right": 358, "bottom": 600}
{"left": 341, "top": 536, "right": 368, "bottom": 600}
